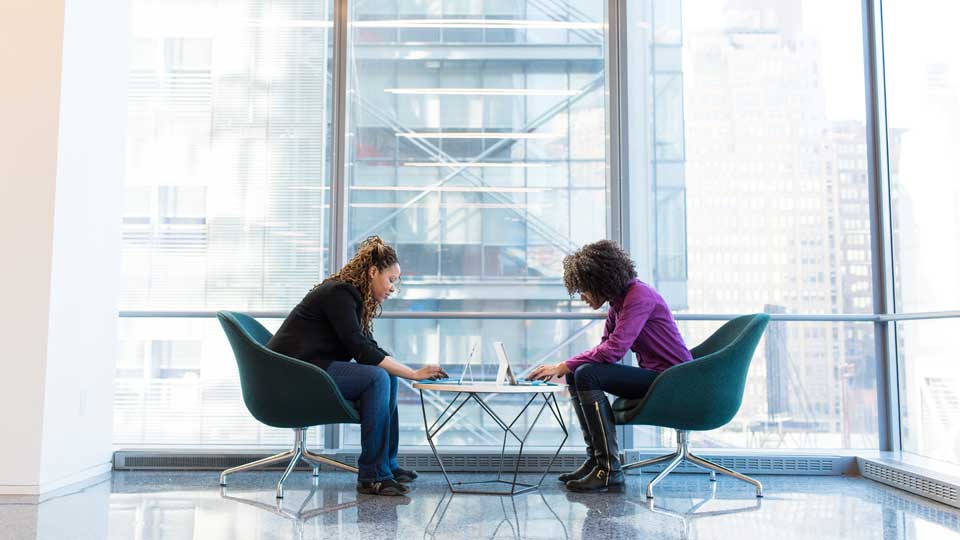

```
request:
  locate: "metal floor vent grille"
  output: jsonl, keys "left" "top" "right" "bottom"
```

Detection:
{"left": 114, "top": 452, "right": 584, "bottom": 473}
{"left": 116, "top": 451, "right": 844, "bottom": 475}
{"left": 624, "top": 452, "right": 844, "bottom": 475}
{"left": 394, "top": 454, "right": 585, "bottom": 472}
{"left": 117, "top": 454, "right": 303, "bottom": 471}
{"left": 860, "top": 459, "right": 960, "bottom": 509}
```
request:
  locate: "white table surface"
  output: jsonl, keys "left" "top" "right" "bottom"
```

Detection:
{"left": 411, "top": 381, "right": 568, "bottom": 394}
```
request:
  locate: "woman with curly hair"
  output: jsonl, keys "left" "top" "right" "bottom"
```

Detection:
{"left": 529, "top": 240, "right": 692, "bottom": 492}
{"left": 268, "top": 236, "right": 446, "bottom": 496}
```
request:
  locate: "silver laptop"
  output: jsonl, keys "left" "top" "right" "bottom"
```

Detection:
{"left": 418, "top": 342, "right": 478, "bottom": 384}
{"left": 493, "top": 341, "right": 555, "bottom": 386}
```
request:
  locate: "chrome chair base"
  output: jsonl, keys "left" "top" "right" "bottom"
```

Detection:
{"left": 622, "top": 430, "right": 763, "bottom": 499}
{"left": 219, "top": 427, "right": 358, "bottom": 498}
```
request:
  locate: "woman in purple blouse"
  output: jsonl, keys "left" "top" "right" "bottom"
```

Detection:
{"left": 529, "top": 240, "right": 693, "bottom": 492}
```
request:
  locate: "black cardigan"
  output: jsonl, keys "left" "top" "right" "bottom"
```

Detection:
{"left": 267, "top": 279, "right": 390, "bottom": 370}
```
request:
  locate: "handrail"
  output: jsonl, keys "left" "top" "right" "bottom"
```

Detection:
{"left": 118, "top": 310, "right": 960, "bottom": 322}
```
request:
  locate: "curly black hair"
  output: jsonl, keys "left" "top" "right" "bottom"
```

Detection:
{"left": 562, "top": 240, "right": 637, "bottom": 303}
{"left": 321, "top": 236, "right": 399, "bottom": 336}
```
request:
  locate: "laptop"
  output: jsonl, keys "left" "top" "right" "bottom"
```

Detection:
{"left": 417, "top": 342, "right": 478, "bottom": 385}
{"left": 493, "top": 341, "right": 557, "bottom": 386}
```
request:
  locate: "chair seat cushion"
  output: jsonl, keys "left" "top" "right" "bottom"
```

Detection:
{"left": 613, "top": 397, "right": 642, "bottom": 412}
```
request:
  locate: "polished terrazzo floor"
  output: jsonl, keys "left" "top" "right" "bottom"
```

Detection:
{"left": 2, "top": 470, "right": 959, "bottom": 540}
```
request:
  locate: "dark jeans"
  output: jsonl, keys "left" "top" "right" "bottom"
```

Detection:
{"left": 565, "top": 362, "right": 661, "bottom": 398}
{"left": 325, "top": 361, "right": 399, "bottom": 482}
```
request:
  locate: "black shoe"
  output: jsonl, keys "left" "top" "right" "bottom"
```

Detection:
{"left": 392, "top": 467, "right": 419, "bottom": 483}
{"left": 564, "top": 390, "right": 624, "bottom": 493}
{"left": 565, "top": 466, "right": 625, "bottom": 492}
{"left": 558, "top": 457, "right": 597, "bottom": 483}
{"left": 356, "top": 478, "right": 410, "bottom": 496}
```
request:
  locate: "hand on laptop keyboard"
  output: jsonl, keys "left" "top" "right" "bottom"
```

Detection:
{"left": 414, "top": 365, "right": 448, "bottom": 381}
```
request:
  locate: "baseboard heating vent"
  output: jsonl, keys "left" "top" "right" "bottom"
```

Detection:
{"left": 622, "top": 452, "right": 848, "bottom": 476}
{"left": 313, "top": 453, "right": 586, "bottom": 473}
{"left": 115, "top": 454, "right": 304, "bottom": 471}
{"left": 114, "top": 451, "right": 584, "bottom": 473}
{"left": 859, "top": 458, "right": 960, "bottom": 509}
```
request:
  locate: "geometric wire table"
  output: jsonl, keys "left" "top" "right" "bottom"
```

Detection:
{"left": 412, "top": 382, "right": 568, "bottom": 496}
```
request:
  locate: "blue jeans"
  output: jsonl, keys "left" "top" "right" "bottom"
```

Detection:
{"left": 565, "top": 362, "right": 660, "bottom": 398}
{"left": 324, "top": 361, "right": 399, "bottom": 482}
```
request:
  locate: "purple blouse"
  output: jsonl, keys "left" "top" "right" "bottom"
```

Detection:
{"left": 565, "top": 279, "right": 693, "bottom": 373}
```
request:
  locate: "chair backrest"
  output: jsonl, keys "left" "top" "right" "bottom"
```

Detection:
{"left": 620, "top": 313, "right": 769, "bottom": 431}
{"left": 228, "top": 311, "right": 274, "bottom": 347}
{"left": 217, "top": 311, "right": 359, "bottom": 428}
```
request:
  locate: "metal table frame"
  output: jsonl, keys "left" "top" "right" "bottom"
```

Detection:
{"left": 417, "top": 386, "right": 568, "bottom": 496}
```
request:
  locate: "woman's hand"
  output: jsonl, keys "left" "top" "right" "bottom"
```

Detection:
{"left": 378, "top": 356, "right": 448, "bottom": 380}
{"left": 527, "top": 362, "right": 571, "bottom": 382}
{"left": 412, "top": 364, "right": 448, "bottom": 381}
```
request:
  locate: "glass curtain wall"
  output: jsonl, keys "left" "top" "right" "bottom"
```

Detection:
{"left": 117, "top": 0, "right": 335, "bottom": 447}
{"left": 343, "top": 1, "right": 608, "bottom": 446}
{"left": 625, "top": 0, "right": 879, "bottom": 450}
{"left": 115, "top": 0, "right": 907, "bottom": 455}
{"left": 882, "top": 0, "right": 960, "bottom": 465}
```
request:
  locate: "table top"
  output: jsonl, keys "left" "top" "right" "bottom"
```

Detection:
{"left": 411, "top": 381, "right": 568, "bottom": 394}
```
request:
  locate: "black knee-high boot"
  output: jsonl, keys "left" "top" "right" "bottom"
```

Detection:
{"left": 558, "top": 391, "right": 597, "bottom": 482}
{"left": 565, "top": 390, "right": 624, "bottom": 492}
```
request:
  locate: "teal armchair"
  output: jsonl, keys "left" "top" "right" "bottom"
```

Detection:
{"left": 614, "top": 314, "right": 769, "bottom": 498}
{"left": 217, "top": 311, "right": 360, "bottom": 498}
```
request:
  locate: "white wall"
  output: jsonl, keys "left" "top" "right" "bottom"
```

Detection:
{"left": 0, "top": 0, "right": 128, "bottom": 496}
{"left": 38, "top": 0, "right": 128, "bottom": 490}
{"left": 0, "top": 0, "right": 65, "bottom": 493}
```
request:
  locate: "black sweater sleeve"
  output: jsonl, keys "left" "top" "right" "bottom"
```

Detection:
{"left": 317, "top": 284, "right": 387, "bottom": 366}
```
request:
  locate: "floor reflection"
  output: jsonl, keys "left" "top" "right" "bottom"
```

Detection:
{"left": 423, "top": 490, "right": 569, "bottom": 540}
{"left": 3, "top": 472, "right": 960, "bottom": 540}
{"left": 220, "top": 485, "right": 361, "bottom": 539}
{"left": 640, "top": 482, "right": 763, "bottom": 538}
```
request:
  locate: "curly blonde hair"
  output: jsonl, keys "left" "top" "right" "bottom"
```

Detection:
{"left": 322, "top": 236, "right": 399, "bottom": 336}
